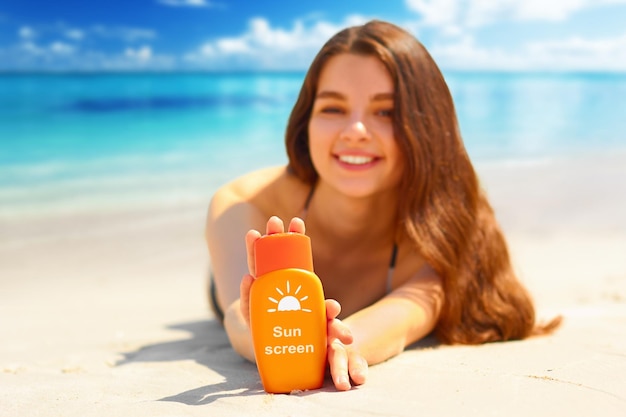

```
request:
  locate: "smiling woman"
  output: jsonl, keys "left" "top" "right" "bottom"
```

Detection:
{"left": 205, "top": 19, "right": 562, "bottom": 393}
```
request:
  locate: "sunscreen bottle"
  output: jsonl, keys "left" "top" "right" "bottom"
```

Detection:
{"left": 249, "top": 232, "right": 327, "bottom": 393}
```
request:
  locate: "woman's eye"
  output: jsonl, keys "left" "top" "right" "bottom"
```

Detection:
{"left": 377, "top": 109, "right": 394, "bottom": 117}
{"left": 321, "top": 106, "right": 343, "bottom": 114}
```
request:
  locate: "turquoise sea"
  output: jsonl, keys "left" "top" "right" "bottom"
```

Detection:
{"left": 1, "top": 72, "right": 625, "bottom": 218}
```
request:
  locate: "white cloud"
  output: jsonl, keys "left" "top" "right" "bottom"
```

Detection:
{"left": 18, "top": 23, "right": 154, "bottom": 44}
{"left": 50, "top": 41, "right": 75, "bottom": 55}
{"left": 512, "top": 0, "right": 626, "bottom": 21}
{"left": 65, "top": 29, "right": 85, "bottom": 41}
{"left": 429, "top": 35, "right": 518, "bottom": 70}
{"left": 405, "top": 0, "right": 461, "bottom": 27}
{"left": 6, "top": 6, "right": 626, "bottom": 72}
{"left": 20, "top": 41, "right": 43, "bottom": 55}
{"left": 524, "top": 33, "right": 626, "bottom": 71}
{"left": 19, "top": 40, "right": 76, "bottom": 57}
{"left": 91, "top": 25, "right": 157, "bottom": 42}
{"left": 214, "top": 38, "right": 250, "bottom": 54}
{"left": 1, "top": 43, "right": 176, "bottom": 71}
{"left": 125, "top": 45, "right": 153, "bottom": 61}
{"left": 6, "top": 23, "right": 160, "bottom": 70}
{"left": 404, "top": 0, "right": 626, "bottom": 71}
{"left": 513, "top": 0, "right": 587, "bottom": 21}
{"left": 99, "top": 49, "right": 176, "bottom": 70}
{"left": 183, "top": 12, "right": 626, "bottom": 71}
{"left": 186, "top": 15, "right": 368, "bottom": 69}
{"left": 431, "top": 32, "right": 626, "bottom": 71}
{"left": 406, "top": 0, "right": 626, "bottom": 29}
{"left": 19, "top": 26, "right": 37, "bottom": 39}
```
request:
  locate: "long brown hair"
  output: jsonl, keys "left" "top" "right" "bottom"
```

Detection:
{"left": 285, "top": 20, "right": 560, "bottom": 344}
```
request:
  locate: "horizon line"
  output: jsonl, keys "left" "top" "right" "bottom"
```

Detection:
{"left": 1, "top": 68, "right": 626, "bottom": 76}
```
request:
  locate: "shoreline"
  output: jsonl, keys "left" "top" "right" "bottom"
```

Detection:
{"left": 2, "top": 146, "right": 626, "bottom": 222}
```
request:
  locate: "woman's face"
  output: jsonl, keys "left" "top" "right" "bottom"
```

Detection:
{"left": 308, "top": 53, "right": 404, "bottom": 198}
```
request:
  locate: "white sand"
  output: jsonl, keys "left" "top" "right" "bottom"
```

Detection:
{"left": 1, "top": 151, "right": 625, "bottom": 416}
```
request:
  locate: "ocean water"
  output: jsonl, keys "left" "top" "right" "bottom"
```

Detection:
{"left": 1, "top": 72, "right": 625, "bottom": 218}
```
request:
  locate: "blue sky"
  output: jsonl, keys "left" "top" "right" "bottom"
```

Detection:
{"left": 1, "top": 0, "right": 625, "bottom": 71}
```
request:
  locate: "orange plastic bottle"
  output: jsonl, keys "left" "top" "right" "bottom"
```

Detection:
{"left": 249, "top": 232, "right": 327, "bottom": 393}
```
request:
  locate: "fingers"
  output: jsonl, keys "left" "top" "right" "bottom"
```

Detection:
{"left": 266, "top": 216, "right": 285, "bottom": 235}
{"left": 325, "top": 300, "right": 366, "bottom": 391}
{"left": 246, "top": 217, "right": 283, "bottom": 276}
{"left": 239, "top": 273, "right": 255, "bottom": 327}
{"left": 326, "top": 299, "right": 353, "bottom": 344}
{"left": 246, "top": 216, "right": 306, "bottom": 275}
{"left": 347, "top": 351, "right": 368, "bottom": 386}
{"left": 328, "top": 340, "right": 351, "bottom": 391}
{"left": 328, "top": 318, "right": 354, "bottom": 345}
{"left": 266, "top": 216, "right": 305, "bottom": 234}
{"left": 325, "top": 299, "right": 341, "bottom": 321}
{"left": 245, "top": 229, "right": 262, "bottom": 276}
{"left": 288, "top": 217, "right": 305, "bottom": 234}
{"left": 328, "top": 340, "right": 368, "bottom": 391}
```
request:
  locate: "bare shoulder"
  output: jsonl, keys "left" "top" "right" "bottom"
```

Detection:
{"left": 209, "top": 166, "right": 283, "bottom": 214}
{"left": 206, "top": 166, "right": 309, "bottom": 309}
{"left": 208, "top": 165, "right": 310, "bottom": 230}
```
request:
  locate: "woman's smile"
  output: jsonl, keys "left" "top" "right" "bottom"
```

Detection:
{"left": 334, "top": 152, "right": 380, "bottom": 170}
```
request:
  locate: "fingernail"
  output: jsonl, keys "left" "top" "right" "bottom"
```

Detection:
{"left": 355, "top": 367, "right": 368, "bottom": 380}
{"left": 337, "top": 375, "right": 349, "bottom": 387}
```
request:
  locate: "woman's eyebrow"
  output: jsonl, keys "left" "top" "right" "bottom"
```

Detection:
{"left": 315, "top": 91, "right": 394, "bottom": 101}
{"left": 315, "top": 90, "right": 344, "bottom": 100}
{"left": 372, "top": 92, "right": 394, "bottom": 101}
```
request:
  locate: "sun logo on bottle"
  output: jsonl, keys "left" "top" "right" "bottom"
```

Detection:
{"left": 267, "top": 280, "right": 312, "bottom": 313}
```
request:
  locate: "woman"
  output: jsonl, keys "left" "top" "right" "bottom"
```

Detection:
{"left": 205, "top": 19, "right": 560, "bottom": 391}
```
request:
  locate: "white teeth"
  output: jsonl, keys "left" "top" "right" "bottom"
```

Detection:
{"left": 338, "top": 155, "right": 374, "bottom": 165}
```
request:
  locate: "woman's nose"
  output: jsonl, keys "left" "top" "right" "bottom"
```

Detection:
{"left": 340, "top": 117, "right": 370, "bottom": 142}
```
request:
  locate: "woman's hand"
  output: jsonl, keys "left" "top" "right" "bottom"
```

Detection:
{"left": 239, "top": 216, "right": 304, "bottom": 326}
{"left": 240, "top": 216, "right": 368, "bottom": 390}
{"left": 326, "top": 299, "right": 368, "bottom": 390}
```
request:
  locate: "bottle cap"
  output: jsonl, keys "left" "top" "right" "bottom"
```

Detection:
{"left": 254, "top": 233, "right": 314, "bottom": 276}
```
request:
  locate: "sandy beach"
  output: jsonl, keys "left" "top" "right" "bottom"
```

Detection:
{"left": 1, "top": 150, "right": 625, "bottom": 416}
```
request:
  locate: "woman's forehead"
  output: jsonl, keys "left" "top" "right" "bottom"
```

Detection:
{"left": 316, "top": 53, "right": 394, "bottom": 97}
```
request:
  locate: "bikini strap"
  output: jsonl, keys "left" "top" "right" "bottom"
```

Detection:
{"left": 386, "top": 243, "right": 398, "bottom": 294}
{"left": 300, "top": 184, "right": 316, "bottom": 220}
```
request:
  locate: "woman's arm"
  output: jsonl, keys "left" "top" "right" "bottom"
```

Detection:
{"left": 210, "top": 203, "right": 443, "bottom": 390}
{"left": 322, "top": 265, "right": 443, "bottom": 390}
{"left": 343, "top": 266, "right": 444, "bottom": 364}
{"left": 206, "top": 183, "right": 267, "bottom": 361}
{"left": 207, "top": 191, "right": 342, "bottom": 366}
{"left": 206, "top": 166, "right": 289, "bottom": 309}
